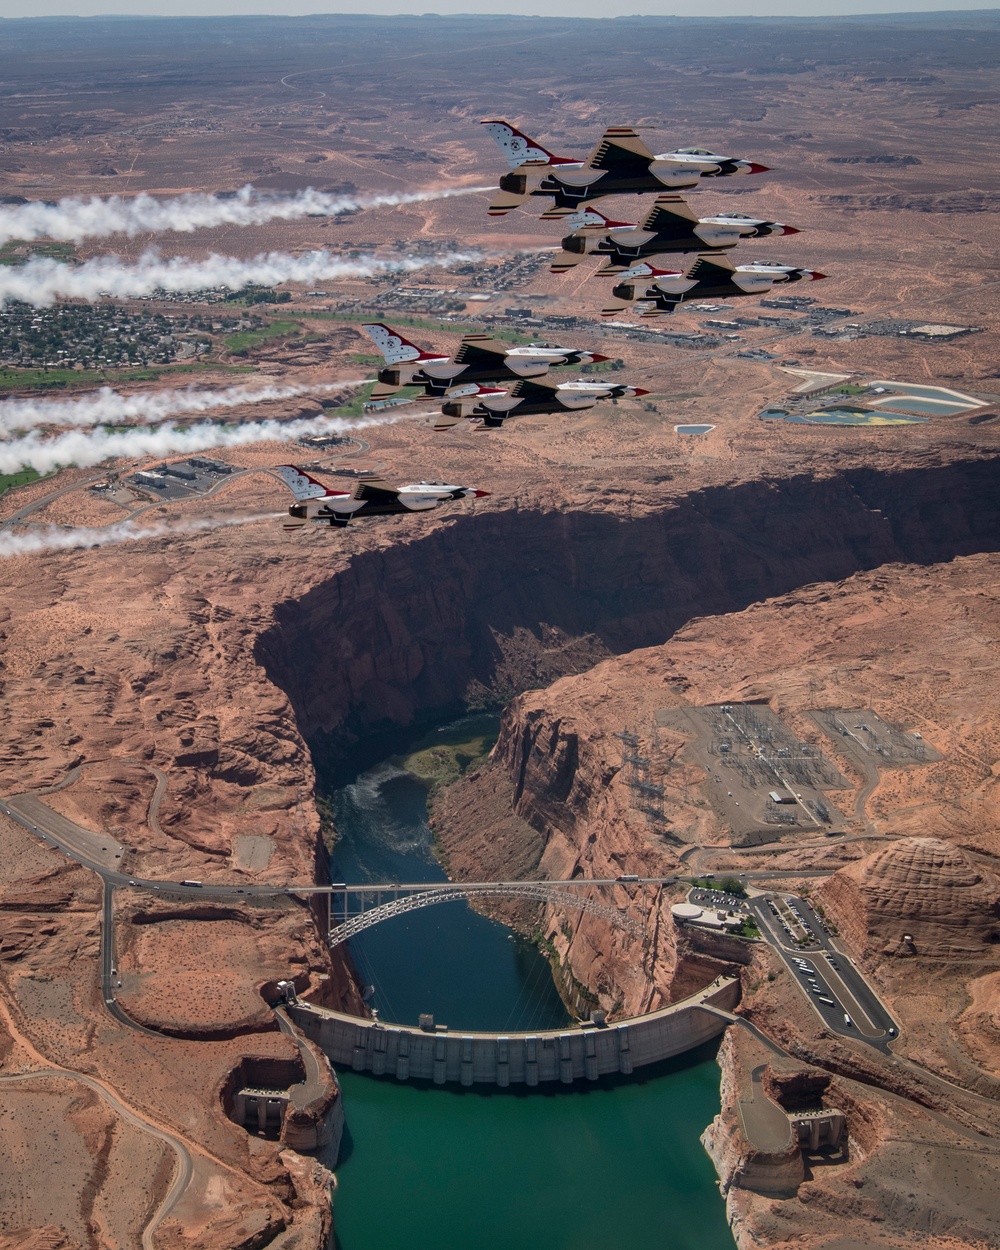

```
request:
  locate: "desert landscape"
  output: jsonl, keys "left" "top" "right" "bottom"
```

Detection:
{"left": 1, "top": 9, "right": 999, "bottom": 1250}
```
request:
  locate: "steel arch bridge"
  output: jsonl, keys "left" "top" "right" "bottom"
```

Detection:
{"left": 327, "top": 882, "right": 645, "bottom": 950}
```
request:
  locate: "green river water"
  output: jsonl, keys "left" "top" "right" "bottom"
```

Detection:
{"left": 317, "top": 715, "right": 735, "bottom": 1250}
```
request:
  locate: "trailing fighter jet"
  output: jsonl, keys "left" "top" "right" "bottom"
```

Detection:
{"left": 482, "top": 121, "right": 768, "bottom": 219}
{"left": 275, "top": 465, "right": 489, "bottom": 529}
{"left": 427, "top": 377, "right": 649, "bottom": 431}
{"left": 600, "top": 255, "right": 826, "bottom": 317}
{"left": 551, "top": 196, "right": 799, "bottom": 275}
{"left": 363, "top": 322, "right": 607, "bottom": 401}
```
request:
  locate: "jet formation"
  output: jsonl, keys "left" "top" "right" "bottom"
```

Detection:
{"left": 276, "top": 119, "right": 829, "bottom": 530}
{"left": 483, "top": 119, "right": 824, "bottom": 320}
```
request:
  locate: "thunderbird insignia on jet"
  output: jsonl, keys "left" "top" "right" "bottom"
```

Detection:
{"left": 552, "top": 195, "right": 799, "bottom": 274}
{"left": 601, "top": 255, "right": 826, "bottom": 317}
{"left": 483, "top": 121, "right": 768, "bottom": 219}
{"left": 275, "top": 465, "right": 489, "bottom": 529}
{"left": 363, "top": 322, "right": 608, "bottom": 400}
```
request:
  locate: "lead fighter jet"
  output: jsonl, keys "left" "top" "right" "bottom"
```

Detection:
{"left": 276, "top": 465, "right": 489, "bottom": 529}
{"left": 363, "top": 322, "right": 607, "bottom": 401}
{"left": 601, "top": 255, "right": 826, "bottom": 317}
{"left": 428, "top": 377, "right": 648, "bottom": 431}
{"left": 552, "top": 196, "right": 799, "bottom": 275}
{"left": 483, "top": 121, "right": 768, "bottom": 219}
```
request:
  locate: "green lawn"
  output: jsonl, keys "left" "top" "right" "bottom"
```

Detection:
{"left": 301, "top": 310, "right": 536, "bottom": 344}
{"left": 0, "top": 361, "right": 256, "bottom": 393}
{"left": 0, "top": 467, "right": 41, "bottom": 496}
{"left": 223, "top": 320, "right": 300, "bottom": 354}
{"left": 0, "top": 241, "right": 77, "bottom": 266}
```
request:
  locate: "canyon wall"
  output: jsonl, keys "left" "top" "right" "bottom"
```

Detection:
{"left": 257, "top": 455, "right": 1000, "bottom": 755}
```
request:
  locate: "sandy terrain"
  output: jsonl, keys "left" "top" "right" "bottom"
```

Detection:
{"left": 0, "top": 11, "right": 998, "bottom": 1250}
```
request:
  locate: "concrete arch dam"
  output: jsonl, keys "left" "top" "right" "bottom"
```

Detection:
{"left": 285, "top": 977, "right": 740, "bottom": 1088}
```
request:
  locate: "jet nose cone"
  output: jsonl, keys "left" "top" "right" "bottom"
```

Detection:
{"left": 810, "top": 271, "right": 828, "bottom": 280}
{"left": 590, "top": 352, "right": 610, "bottom": 362}
{"left": 632, "top": 388, "right": 650, "bottom": 397}
{"left": 473, "top": 489, "right": 491, "bottom": 498}
{"left": 780, "top": 225, "right": 800, "bottom": 235}
{"left": 748, "top": 162, "right": 771, "bottom": 174}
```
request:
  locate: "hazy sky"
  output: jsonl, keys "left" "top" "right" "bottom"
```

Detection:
{"left": 0, "top": 1, "right": 997, "bottom": 19}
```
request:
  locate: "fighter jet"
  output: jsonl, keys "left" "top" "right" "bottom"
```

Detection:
{"left": 427, "top": 377, "right": 649, "bottom": 431}
{"left": 600, "top": 255, "right": 826, "bottom": 317}
{"left": 483, "top": 121, "right": 768, "bottom": 219}
{"left": 551, "top": 196, "right": 799, "bottom": 275}
{"left": 363, "top": 322, "right": 608, "bottom": 401}
{"left": 275, "top": 465, "right": 489, "bottom": 529}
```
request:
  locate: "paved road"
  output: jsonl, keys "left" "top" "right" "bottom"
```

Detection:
{"left": 4, "top": 793, "right": 126, "bottom": 871}
{"left": 738, "top": 1063, "right": 794, "bottom": 1153}
{"left": 1, "top": 802, "right": 681, "bottom": 904}
{"left": 749, "top": 891, "right": 898, "bottom": 1052}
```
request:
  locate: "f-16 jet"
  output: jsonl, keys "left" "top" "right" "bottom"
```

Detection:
{"left": 276, "top": 464, "right": 489, "bottom": 529}
{"left": 551, "top": 196, "right": 799, "bottom": 275}
{"left": 363, "top": 322, "right": 608, "bottom": 401}
{"left": 600, "top": 255, "right": 826, "bottom": 317}
{"left": 427, "top": 377, "right": 649, "bottom": 431}
{"left": 482, "top": 121, "right": 768, "bottom": 219}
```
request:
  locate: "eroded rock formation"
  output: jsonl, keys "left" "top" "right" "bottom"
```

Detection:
{"left": 819, "top": 837, "right": 1000, "bottom": 960}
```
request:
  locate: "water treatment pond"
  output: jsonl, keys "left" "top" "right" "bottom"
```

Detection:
{"left": 318, "top": 714, "right": 734, "bottom": 1250}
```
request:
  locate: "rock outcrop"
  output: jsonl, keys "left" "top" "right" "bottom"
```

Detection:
{"left": 819, "top": 838, "right": 1000, "bottom": 960}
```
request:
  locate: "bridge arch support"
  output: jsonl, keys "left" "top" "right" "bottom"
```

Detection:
{"left": 327, "top": 883, "right": 645, "bottom": 950}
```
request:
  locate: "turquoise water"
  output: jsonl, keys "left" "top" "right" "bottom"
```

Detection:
{"left": 872, "top": 397, "right": 971, "bottom": 416}
{"left": 871, "top": 381, "right": 975, "bottom": 401}
{"left": 330, "top": 1051, "right": 733, "bottom": 1250}
{"left": 327, "top": 715, "right": 569, "bottom": 1032}
{"left": 769, "top": 409, "right": 927, "bottom": 426}
{"left": 318, "top": 716, "right": 734, "bottom": 1250}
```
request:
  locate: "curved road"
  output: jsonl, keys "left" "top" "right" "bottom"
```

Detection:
{"left": 0, "top": 1068, "right": 193, "bottom": 1250}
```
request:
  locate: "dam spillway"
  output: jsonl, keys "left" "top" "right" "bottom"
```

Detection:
{"left": 286, "top": 977, "right": 740, "bottom": 1087}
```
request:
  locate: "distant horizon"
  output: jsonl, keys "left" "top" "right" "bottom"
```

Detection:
{"left": 2, "top": 3, "right": 998, "bottom": 23}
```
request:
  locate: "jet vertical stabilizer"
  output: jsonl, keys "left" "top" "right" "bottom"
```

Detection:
{"left": 363, "top": 322, "right": 450, "bottom": 400}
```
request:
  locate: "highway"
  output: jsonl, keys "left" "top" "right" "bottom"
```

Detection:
{"left": 748, "top": 891, "right": 898, "bottom": 1052}
{"left": 1, "top": 801, "right": 679, "bottom": 902}
{"left": 2, "top": 789, "right": 899, "bottom": 1056}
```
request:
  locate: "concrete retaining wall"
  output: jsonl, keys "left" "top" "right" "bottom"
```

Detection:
{"left": 287, "top": 977, "right": 739, "bottom": 1087}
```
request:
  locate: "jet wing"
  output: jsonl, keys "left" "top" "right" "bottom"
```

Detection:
{"left": 640, "top": 194, "right": 700, "bottom": 231}
{"left": 583, "top": 127, "right": 657, "bottom": 178}
{"left": 507, "top": 377, "right": 561, "bottom": 401}
{"left": 452, "top": 334, "right": 508, "bottom": 367}
{"left": 686, "top": 254, "right": 737, "bottom": 281}
{"left": 351, "top": 478, "right": 400, "bottom": 505}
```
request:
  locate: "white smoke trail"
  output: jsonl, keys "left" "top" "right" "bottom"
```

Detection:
{"left": 0, "top": 247, "right": 481, "bottom": 308}
{"left": 0, "top": 184, "right": 493, "bottom": 249}
{"left": 0, "top": 379, "right": 368, "bottom": 436}
{"left": 0, "top": 512, "right": 283, "bottom": 560}
{"left": 0, "top": 409, "right": 416, "bottom": 475}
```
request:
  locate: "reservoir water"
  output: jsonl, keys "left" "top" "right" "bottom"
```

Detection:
{"left": 318, "top": 714, "right": 735, "bottom": 1250}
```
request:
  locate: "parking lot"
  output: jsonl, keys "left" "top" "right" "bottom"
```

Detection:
{"left": 748, "top": 892, "right": 899, "bottom": 1050}
{"left": 690, "top": 886, "right": 748, "bottom": 912}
